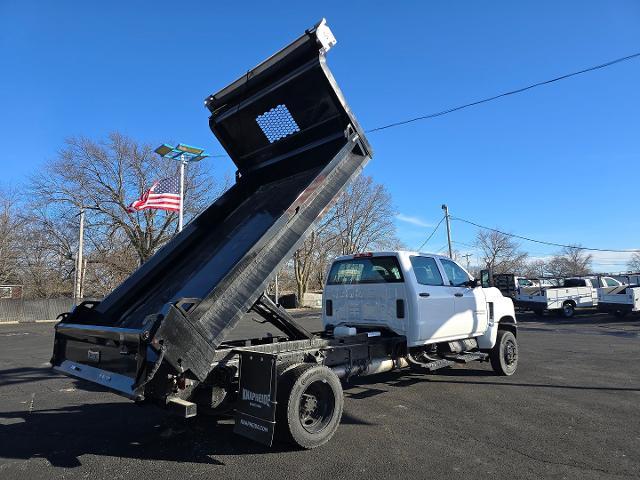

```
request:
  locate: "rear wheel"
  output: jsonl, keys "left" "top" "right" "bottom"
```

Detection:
{"left": 276, "top": 364, "right": 344, "bottom": 449}
{"left": 533, "top": 308, "right": 544, "bottom": 317}
{"left": 560, "top": 301, "right": 575, "bottom": 318}
{"left": 490, "top": 330, "right": 518, "bottom": 376}
{"left": 614, "top": 310, "right": 628, "bottom": 318}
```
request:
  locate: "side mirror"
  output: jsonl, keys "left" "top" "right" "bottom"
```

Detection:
{"left": 480, "top": 269, "right": 493, "bottom": 288}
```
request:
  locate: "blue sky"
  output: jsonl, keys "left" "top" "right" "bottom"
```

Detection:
{"left": 1, "top": 1, "right": 639, "bottom": 271}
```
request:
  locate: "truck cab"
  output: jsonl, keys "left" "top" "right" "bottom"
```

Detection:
{"left": 322, "top": 251, "right": 516, "bottom": 350}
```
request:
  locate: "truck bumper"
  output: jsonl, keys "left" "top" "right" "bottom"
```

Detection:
{"left": 52, "top": 322, "right": 150, "bottom": 400}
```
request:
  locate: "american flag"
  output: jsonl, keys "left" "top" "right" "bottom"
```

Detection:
{"left": 127, "top": 176, "right": 181, "bottom": 213}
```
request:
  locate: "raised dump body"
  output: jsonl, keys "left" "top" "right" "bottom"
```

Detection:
{"left": 51, "top": 19, "right": 372, "bottom": 397}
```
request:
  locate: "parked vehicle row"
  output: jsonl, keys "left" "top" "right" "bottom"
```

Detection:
{"left": 493, "top": 274, "right": 635, "bottom": 318}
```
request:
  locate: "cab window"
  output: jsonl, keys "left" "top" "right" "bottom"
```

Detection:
{"left": 440, "top": 258, "right": 471, "bottom": 287}
{"left": 605, "top": 278, "right": 620, "bottom": 287}
{"left": 410, "top": 256, "right": 444, "bottom": 286}
{"left": 327, "top": 256, "right": 404, "bottom": 285}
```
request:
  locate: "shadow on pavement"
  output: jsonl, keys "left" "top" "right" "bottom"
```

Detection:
{"left": 517, "top": 311, "right": 635, "bottom": 326}
{"left": 0, "top": 367, "right": 62, "bottom": 387}
{"left": 0, "top": 401, "right": 368, "bottom": 467}
{"left": 386, "top": 368, "right": 640, "bottom": 392}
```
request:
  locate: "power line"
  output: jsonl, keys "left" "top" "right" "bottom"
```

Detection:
{"left": 366, "top": 52, "right": 640, "bottom": 133}
{"left": 192, "top": 53, "right": 640, "bottom": 158}
{"left": 416, "top": 216, "right": 445, "bottom": 251}
{"left": 452, "top": 240, "right": 475, "bottom": 249}
{"left": 451, "top": 216, "right": 640, "bottom": 253}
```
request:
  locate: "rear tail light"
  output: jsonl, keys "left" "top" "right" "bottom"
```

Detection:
{"left": 325, "top": 299, "right": 333, "bottom": 316}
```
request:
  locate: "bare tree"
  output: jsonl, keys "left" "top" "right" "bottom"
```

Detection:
{"left": 292, "top": 175, "right": 401, "bottom": 305}
{"left": 0, "top": 190, "right": 23, "bottom": 285}
{"left": 628, "top": 252, "right": 640, "bottom": 272}
{"left": 475, "top": 230, "right": 528, "bottom": 274}
{"left": 25, "top": 133, "right": 220, "bottom": 297}
{"left": 522, "top": 259, "right": 547, "bottom": 279}
{"left": 546, "top": 246, "right": 593, "bottom": 277}
{"left": 330, "top": 175, "right": 400, "bottom": 255}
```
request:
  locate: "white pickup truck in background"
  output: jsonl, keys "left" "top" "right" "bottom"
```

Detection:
{"left": 515, "top": 276, "right": 623, "bottom": 318}
{"left": 597, "top": 275, "right": 640, "bottom": 317}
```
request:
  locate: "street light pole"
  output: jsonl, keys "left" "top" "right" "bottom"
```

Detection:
{"left": 75, "top": 207, "right": 85, "bottom": 301}
{"left": 154, "top": 144, "right": 209, "bottom": 234}
{"left": 178, "top": 154, "right": 186, "bottom": 232}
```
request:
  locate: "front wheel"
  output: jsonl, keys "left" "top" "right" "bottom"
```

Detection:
{"left": 490, "top": 330, "right": 518, "bottom": 376}
{"left": 560, "top": 302, "right": 576, "bottom": 318}
{"left": 276, "top": 364, "right": 344, "bottom": 449}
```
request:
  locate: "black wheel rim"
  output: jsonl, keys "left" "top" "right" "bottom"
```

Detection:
{"left": 564, "top": 305, "right": 573, "bottom": 316}
{"left": 298, "top": 380, "right": 335, "bottom": 434}
{"left": 503, "top": 338, "right": 517, "bottom": 366}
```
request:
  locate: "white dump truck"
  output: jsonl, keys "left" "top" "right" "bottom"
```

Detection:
{"left": 50, "top": 20, "right": 518, "bottom": 451}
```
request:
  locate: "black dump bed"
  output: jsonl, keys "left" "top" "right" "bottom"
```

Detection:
{"left": 52, "top": 20, "right": 372, "bottom": 393}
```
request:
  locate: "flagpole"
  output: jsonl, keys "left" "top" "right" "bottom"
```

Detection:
{"left": 179, "top": 154, "right": 185, "bottom": 232}
{"left": 153, "top": 144, "right": 209, "bottom": 234}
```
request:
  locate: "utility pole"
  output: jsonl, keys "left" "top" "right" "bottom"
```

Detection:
{"left": 461, "top": 253, "right": 472, "bottom": 270}
{"left": 74, "top": 207, "right": 85, "bottom": 301}
{"left": 441, "top": 204, "right": 453, "bottom": 259}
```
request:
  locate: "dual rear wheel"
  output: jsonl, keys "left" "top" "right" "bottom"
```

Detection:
{"left": 276, "top": 364, "right": 344, "bottom": 449}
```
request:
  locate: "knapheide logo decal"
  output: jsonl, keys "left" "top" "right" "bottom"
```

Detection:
{"left": 242, "top": 388, "right": 270, "bottom": 407}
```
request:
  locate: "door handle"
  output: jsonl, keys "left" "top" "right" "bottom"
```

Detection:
{"left": 419, "top": 292, "right": 430, "bottom": 297}
{"left": 454, "top": 293, "right": 464, "bottom": 297}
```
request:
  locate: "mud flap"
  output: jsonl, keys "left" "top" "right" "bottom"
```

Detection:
{"left": 234, "top": 350, "right": 278, "bottom": 446}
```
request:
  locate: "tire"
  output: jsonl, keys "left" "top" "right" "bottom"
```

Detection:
{"left": 276, "top": 364, "right": 344, "bottom": 449}
{"left": 533, "top": 309, "right": 544, "bottom": 317}
{"left": 614, "top": 310, "right": 628, "bottom": 318}
{"left": 560, "top": 302, "right": 576, "bottom": 318}
{"left": 490, "top": 330, "right": 518, "bottom": 376}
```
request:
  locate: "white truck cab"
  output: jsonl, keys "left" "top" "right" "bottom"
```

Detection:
{"left": 322, "top": 251, "right": 516, "bottom": 353}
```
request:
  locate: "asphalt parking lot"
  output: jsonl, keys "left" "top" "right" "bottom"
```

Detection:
{"left": 0, "top": 311, "right": 639, "bottom": 480}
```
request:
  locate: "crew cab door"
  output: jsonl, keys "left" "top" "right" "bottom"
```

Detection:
{"left": 408, "top": 255, "right": 455, "bottom": 343}
{"left": 438, "top": 258, "right": 488, "bottom": 338}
